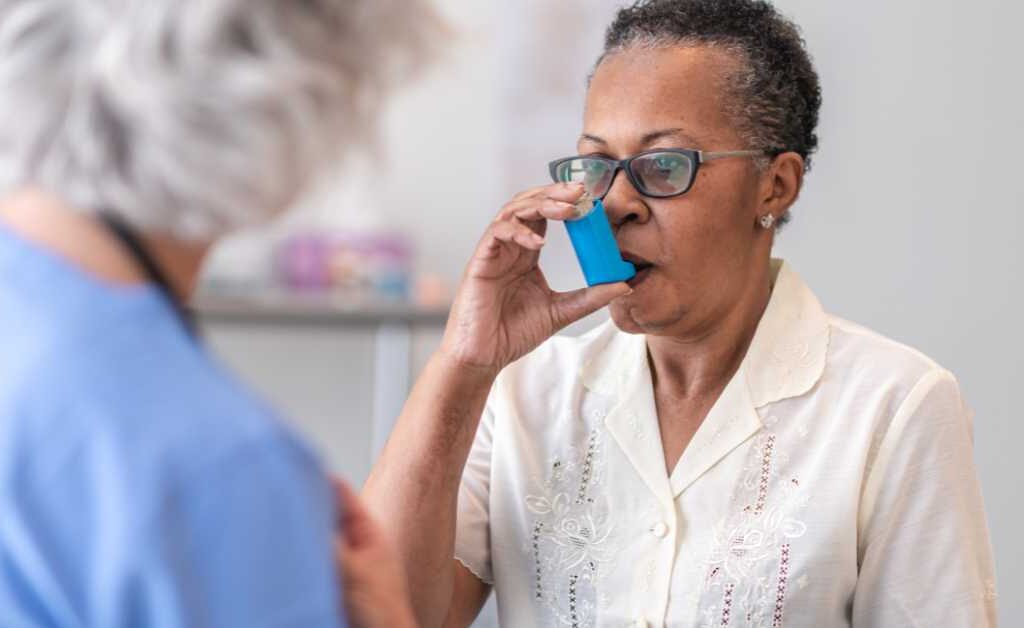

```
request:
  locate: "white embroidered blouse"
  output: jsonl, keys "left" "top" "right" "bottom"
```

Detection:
{"left": 454, "top": 260, "right": 997, "bottom": 628}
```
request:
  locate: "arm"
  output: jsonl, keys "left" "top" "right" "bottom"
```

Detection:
{"left": 363, "top": 351, "right": 496, "bottom": 628}
{"left": 439, "top": 563, "right": 492, "bottom": 628}
{"left": 362, "top": 182, "right": 631, "bottom": 628}
{"left": 852, "top": 369, "right": 998, "bottom": 627}
{"left": 334, "top": 479, "right": 418, "bottom": 628}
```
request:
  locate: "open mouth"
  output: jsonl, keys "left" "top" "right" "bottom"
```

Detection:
{"left": 620, "top": 251, "right": 655, "bottom": 287}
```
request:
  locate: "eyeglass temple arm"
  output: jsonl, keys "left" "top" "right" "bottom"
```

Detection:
{"left": 698, "top": 150, "right": 769, "bottom": 162}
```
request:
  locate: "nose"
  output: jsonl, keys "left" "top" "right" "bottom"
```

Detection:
{"left": 602, "top": 168, "right": 651, "bottom": 228}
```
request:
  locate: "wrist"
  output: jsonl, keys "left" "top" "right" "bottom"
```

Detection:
{"left": 432, "top": 346, "right": 502, "bottom": 385}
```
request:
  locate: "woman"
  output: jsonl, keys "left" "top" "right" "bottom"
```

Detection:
{"left": 0, "top": 1, "right": 436, "bottom": 626}
{"left": 365, "top": 1, "right": 997, "bottom": 626}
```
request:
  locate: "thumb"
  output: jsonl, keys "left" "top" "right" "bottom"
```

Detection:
{"left": 550, "top": 282, "right": 632, "bottom": 330}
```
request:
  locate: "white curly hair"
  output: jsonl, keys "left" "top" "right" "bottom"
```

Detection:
{"left": 0, "top": 0, "right": 438, "bottom": 240}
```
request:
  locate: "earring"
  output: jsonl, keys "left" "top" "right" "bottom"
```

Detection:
{"left": 759, "top": 214, "right": 776, "bottom": 230}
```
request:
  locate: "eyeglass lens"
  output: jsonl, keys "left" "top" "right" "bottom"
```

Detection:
{"left": 553, "top": 152, "right": 695, "bottom": 198}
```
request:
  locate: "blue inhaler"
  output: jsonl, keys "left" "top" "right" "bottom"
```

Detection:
{"left": 564, "top": 194, "right": 636, "bottom": 286}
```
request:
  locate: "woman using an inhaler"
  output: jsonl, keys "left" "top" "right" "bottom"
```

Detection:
{"left": 365, "top": 1, "right": 997, "bottom": 627}
{"left": 0, "top": 1, "right": 438, "bottom": 627}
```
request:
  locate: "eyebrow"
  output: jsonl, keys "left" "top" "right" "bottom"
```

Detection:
{"left": 579, "top": 127, "right": 701, "bottom": 150}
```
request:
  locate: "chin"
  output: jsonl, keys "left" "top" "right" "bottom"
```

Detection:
{"left": 609, "top": 306, "right": 645, "bottom": 335}
{"left": 608, "top": 297, "right": 687, "bottom": 335}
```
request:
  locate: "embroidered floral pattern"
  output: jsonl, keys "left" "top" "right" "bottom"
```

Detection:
{"left": 525, "top": 428, "right": 615, "bottom": 627}
{"left": 699, "top": 431, "right": 809, "bottom": 628}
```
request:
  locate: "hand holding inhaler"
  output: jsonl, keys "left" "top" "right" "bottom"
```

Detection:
{"left": 439, "top": 182, "right": 632, "bottom": 373}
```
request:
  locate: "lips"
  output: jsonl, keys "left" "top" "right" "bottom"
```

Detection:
{"left": 620, "top": 250, "right": 655, "bottom": 287}
{"left": 620, "top": 250, "right": 655, "bottom": 272}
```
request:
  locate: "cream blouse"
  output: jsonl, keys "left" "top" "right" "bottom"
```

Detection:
{"left": 454, "top": 260, "right": 997, "bottom": 628}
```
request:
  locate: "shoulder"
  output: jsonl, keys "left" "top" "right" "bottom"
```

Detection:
{"left": 2, "top": 304, "right": 324, "bottom": 517}
{"left": 820, "top": 315, "right": 970, "bottom": 457}
{"left": 0, "top": 322, "right": 338, "bottom": 625}
{"left": 823, "top": 314, "right": 956, "bottom": 398}
{"left": 827, "top": 315, "right": 940, "bottom": 372}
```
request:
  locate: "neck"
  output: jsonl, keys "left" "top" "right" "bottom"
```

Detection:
{"left": 0, "top": 188, "right": 211, "bottom": 302}
{"left": 646, "top": 258, "right": 773, "bottom": 399}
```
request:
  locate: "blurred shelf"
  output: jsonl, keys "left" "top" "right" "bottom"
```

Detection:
{"left": 192, "top": 290, "right": 450, "bottom": 328}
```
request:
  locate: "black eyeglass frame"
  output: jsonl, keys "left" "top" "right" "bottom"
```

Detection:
{"left": 548, "top": 148, "right": 773, "bottom": 200}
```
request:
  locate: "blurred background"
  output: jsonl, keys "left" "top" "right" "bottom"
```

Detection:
{"left": 194, "top": 1, "right": 1022, "bottom": 625}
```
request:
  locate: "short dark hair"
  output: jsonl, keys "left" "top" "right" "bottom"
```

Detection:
{"left": 602, "top": 0, "right": 822, "bottom": 173}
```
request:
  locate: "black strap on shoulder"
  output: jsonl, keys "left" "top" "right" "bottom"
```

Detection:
{"left": 96, "top": 210, "right": 197, "bottom": 338}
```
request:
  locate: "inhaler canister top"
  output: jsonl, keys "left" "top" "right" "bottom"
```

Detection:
{"left": 573, "top": 191, "right": 596, "bottom": 220}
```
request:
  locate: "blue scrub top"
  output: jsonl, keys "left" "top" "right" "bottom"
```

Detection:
{"left": 0, "top": 226, "right": 345, "bottom": 628}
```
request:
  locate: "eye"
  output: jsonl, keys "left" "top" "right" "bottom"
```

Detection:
{"left": 652, "top": 154, "right": 685, "bottom": 172}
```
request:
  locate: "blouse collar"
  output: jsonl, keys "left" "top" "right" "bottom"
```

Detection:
{"left": 577, "top": 260, "right": 831, "bottom": 500}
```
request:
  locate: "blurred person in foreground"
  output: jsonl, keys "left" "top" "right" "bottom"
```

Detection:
{"left": 365, "top": 0, "right": 998, "bottom": 626}
{"left": 0, "top": 1, "right": 437, "bottom": 626}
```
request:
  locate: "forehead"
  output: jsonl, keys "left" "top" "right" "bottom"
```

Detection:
{"left": 582, "top": 45, "right": 741, "bottom": 149}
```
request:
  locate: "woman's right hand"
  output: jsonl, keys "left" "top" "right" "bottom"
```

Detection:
{"left": 439, "top": 182, "right": 632, "bottom": 374}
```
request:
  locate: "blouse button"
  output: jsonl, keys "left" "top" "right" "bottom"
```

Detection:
{"left": 650, "top": 522, "right": 669, "bottom": 538}
{"left": 631, "top": 619, "right": 649, "bottom": 628}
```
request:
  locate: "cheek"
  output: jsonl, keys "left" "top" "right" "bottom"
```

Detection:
{"left": 655, "top": 173, "right": 757, "bottom": 258}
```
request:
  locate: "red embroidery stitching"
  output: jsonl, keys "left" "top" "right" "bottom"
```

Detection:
{"left": 754, "top": 435, "right": 776, "bottom": 515}
{"left": 772, "top": 543, "right": 791, "bottom": 628}
{"left": 720, "top": 583, "right": 735, "bottom": 626}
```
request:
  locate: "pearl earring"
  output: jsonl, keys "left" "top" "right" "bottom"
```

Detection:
{"left": 759, "top": 214, "right": 776, "bottom": 230}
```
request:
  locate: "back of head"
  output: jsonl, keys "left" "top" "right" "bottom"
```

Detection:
{"left": 0, "top": 0, "right": 439, "bottom": 240}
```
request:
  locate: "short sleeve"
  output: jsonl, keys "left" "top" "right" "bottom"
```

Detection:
{"left": 454, "top": 403, "right": 495, "bottom": 585}
{"left": 853, "top": 369, "right": 998, "bottom": 627}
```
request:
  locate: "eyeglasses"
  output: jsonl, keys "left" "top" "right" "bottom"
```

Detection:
{"left": 548, "top": 148, "right": 768, "bottom": 200}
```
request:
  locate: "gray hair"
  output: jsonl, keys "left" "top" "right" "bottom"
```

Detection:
{"left": 0, "top": 0, "right": 439, "bottom": 240}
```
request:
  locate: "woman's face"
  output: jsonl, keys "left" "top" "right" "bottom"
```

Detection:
{"left": 581, "top": 45, "right": 776, "bottom": 337}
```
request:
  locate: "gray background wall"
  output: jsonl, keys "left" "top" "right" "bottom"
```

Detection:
{"left": 205, "top": 0, "right": 1022, "bottom": 624}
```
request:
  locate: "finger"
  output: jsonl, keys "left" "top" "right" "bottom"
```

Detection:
{"left": 498, "top": 196, "right": 578, "bottom": 223}
{"left": 509, "top": 181, "right": 585, "bottom": 204}
{"left": 550, "top": 282, "right": 633, "bottom": 330}
{"left": 334, "top": 479, "right": 374, "bottom": 549}
{"left": 507, "top": 198, "right": 581, "bottom": 223}
{"left": 485, "top": 219, "right": 546, "bottom": 252}
{"left": 510, "top": 184, "right": 552, "bottom": 203}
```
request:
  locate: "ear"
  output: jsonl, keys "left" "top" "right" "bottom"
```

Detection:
{"left": 758, "top": 152, "right": 805, "bottom": 221}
